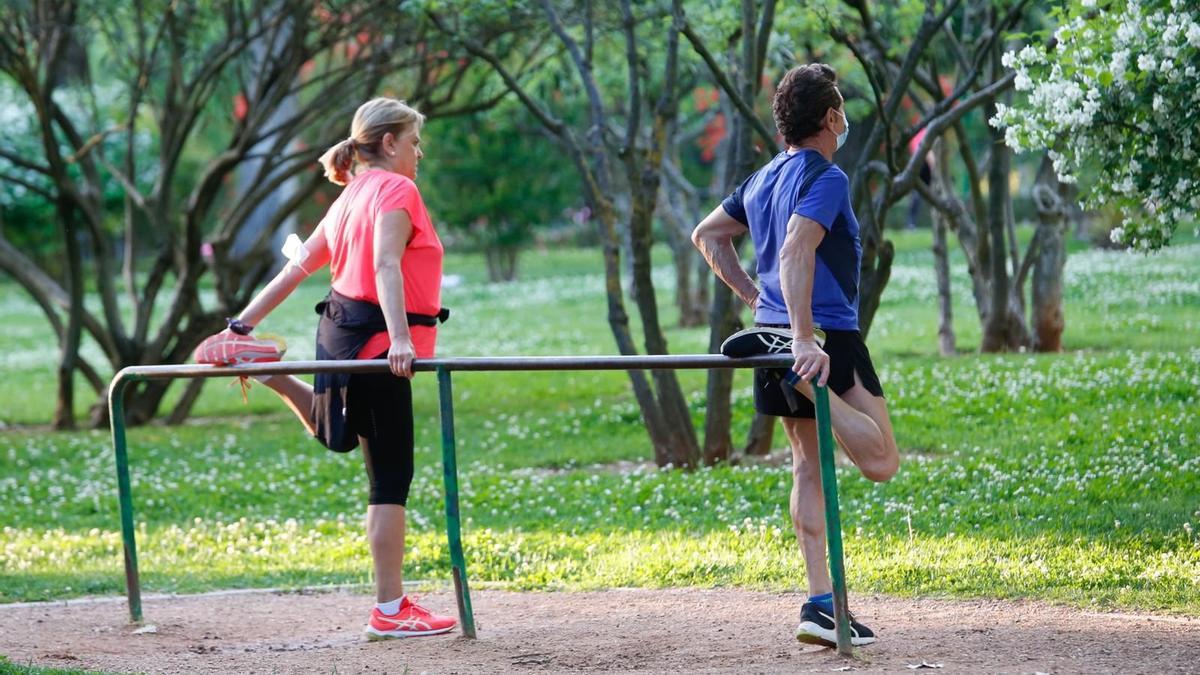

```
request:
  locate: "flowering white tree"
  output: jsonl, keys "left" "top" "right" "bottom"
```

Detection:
{"left": 992, "top": 0, "right": 1200, "bottom": 251}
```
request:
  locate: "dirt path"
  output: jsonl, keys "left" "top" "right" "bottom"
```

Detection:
{"left": 2, "top": 588, "right": 1197, "bottom": 674}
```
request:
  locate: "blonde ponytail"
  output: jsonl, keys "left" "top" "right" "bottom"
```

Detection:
{"left": 318, "top": 138, "right": 357, "bottom": 186}
{"left": 318, "top": 98, "right": 426, "bottom": 186}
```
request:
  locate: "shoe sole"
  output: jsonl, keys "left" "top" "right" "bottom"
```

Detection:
{"left": 719, "top": 327, "right": 826, "bottom": 358}
{"left": 720, "top": 327, "right": 794, "bottom": 358}
{"left": 795, "top": 621, "right": 875, "bottom": 647}
{"left": 365, "top": 625, "right": 457, "bottom": 640}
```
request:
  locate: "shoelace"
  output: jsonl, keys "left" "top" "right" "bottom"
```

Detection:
{"left": 404, "top": 596, "right": 440, "bottom": 618}
{"left": 231, "top": 376, "right": 253, "bottom": 404}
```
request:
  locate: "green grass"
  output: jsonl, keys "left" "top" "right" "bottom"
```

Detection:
{"left": 1, "top": 229, "right": 1198, "bottom": 615}
{"left": 0, "top": 657, "right": 115, "bottom": 675}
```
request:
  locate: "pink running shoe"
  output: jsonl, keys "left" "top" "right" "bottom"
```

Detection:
{"left": 192, "top": 331, "right": 286, "bottom": 366}
{"left": 365, "top": 597, "right": 458, "bottom": 640}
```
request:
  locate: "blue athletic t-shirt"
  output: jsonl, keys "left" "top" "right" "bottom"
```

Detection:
{"left": 721, "top": 149, "right": 862, "bottom": 331}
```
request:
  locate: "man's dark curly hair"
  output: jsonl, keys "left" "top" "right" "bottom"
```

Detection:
{"left": 772, "top": 64, "right": 843, "bottom": 147}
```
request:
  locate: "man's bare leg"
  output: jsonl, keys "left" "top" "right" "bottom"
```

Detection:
{"left": 784, "top": 417, "right": 832, "bottom": 597}
{"left": 784, "top": 375, "right": 893, "bottom": 646}
{"left": 790, "top": 372, "right": 899, "bottom": 482}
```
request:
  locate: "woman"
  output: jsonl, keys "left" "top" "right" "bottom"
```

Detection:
{"left": 198, "top": 97, "right": 456, "bottom": 639}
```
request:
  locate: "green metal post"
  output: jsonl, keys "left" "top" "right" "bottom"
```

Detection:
{"left": 108, "top": 377, "right": 143, "bottom": 623}
{"left": 437, "top": 367, "right": 476, "bottom": 638}
{"left": 814, "top": 383, "right": 852, "bottom": 655}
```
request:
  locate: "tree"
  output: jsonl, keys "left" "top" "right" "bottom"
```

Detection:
{"left": 808, "top": 0, "right": 1091, "bottom": 353}
{"left": 991, "top": 0, "right": 1200, "bottom": 251}
{"left": 678, "top": 0, "right": 781, "bottom": 463}
{"left": 433, "top": 0, "right": 717, "bottom": 467}
{"left": 421, "top": 107, "right": 583, "bottom": 282}
{"left": 818, "top": 0, "right": 1032, "bottom": 340}
{"left": 0, "top": 0, "right": 504, "bottom": 427}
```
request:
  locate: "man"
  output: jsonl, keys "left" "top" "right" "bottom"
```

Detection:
{"left": 691, "top": 63, "right": 900, "bottom": 646}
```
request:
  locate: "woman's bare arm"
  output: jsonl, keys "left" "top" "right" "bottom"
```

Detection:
{"left": 373, "top": 209, "right": 415, "bottom": 378}
{"left": 236, "top": 224, "right": 332, "bottom": 328}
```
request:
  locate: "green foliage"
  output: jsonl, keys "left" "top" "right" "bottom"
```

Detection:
{"left": 992, "top": 0, "right": 1200, "bottom": 250}
{"left": 1, "top": 233, "right": 1198, "bottom": 612}
{"left": 0, "top": 659, "right": 112, "bottom": 675}
{"left": 421, "top": 107, "right": 583, "bottom": 260}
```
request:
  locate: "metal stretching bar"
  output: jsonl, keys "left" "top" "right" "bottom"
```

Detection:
{"left": 108, "top": 377, "right": 142, "bottom": 623}
{"left": 107, "top": 353, "right": 848, "bottom": 647}
{"left": 787, "top": 370, "right": 853, "bottom": 655}
{"left": 436, "top": 367, "right": 476, "bottom": 637}
{"left": 814, "top": 384, "right": 853, "bottom": 655}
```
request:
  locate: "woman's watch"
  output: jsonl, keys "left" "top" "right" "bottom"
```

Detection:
{"left": 226, "top": 318, "right": 254, "bottom": 335}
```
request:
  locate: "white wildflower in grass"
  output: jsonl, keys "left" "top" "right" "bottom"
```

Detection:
{"left": 991, "top": 0, "right": 1200, "bottom": 251}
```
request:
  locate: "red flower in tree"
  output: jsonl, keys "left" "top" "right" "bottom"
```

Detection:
{"left": 233, "top": 93, "right": 248, "bottom": 121}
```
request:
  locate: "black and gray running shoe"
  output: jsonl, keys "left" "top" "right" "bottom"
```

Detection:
{"left": 719, "top": 326, "right": 825, "bottom": 358}
{"left": 794, "top": 601, "right": 876, "bottom": 647}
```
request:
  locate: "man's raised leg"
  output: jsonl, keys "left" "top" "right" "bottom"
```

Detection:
{"left": 791, "top": 372, "right": 898, "bottom": 483}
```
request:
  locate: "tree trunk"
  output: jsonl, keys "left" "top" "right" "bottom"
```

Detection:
{"left": 702, "top": 282, "right": 741, "bottom": 465}
{"left": 742, "top": 412, "right": 776, "bottom": 456}
{"left": 1030, "top": 173, "right": 1067, "bottom": 352}
{"left": 857, "top": 236, "right": 895, "bottom": 338}
{"left": 659, "top": 189, "right": 707, "bottom": 327}
{"left": 980, "top": 51, "right": 1027, "bottom": 353}
{"left": 230, "top": 9, "right": 300, "bottom": 266}
{"left": 629, "top": 182, "right": 701, "bottom": 469}
{"left": 932, "top": 210, "right": 957, "bottom": 357}
{"left": 122, "top": 380, "right": 175, "bottom": 427}
{"left": 166, "top": 378, "right": 207, "bottom": 425}
{"left": 485, "top": 246, "right": 519, "bottom": 282}
{"left": 586, "top": 187, "right": 679, "bottom": 467}
{"left": 699, "top": 0, "right": 770, "bottom": 464}
{"left": 930, "top": 139, "right": 957, "bottom": 357}
{"left": 53, "top": 204, "right": 84, "bottom": 430}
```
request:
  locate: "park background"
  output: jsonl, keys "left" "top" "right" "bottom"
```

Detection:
{"left": 1, "top": 0, "right": 1198, "bottom": 672}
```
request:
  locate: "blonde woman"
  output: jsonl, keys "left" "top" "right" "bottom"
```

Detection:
{"left": 198, "top": 98, "right": 456, "bottom": 639}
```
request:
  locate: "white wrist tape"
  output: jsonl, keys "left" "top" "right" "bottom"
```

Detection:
{"left": 281, "top": 233, "right": 310, "bottom": 275}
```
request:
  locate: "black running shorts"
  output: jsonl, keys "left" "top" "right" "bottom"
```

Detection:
{"left": 753, "top": 325, "right": 885, "bottom": 419}
{"left": 346, "top": 359, "right": 416, "bottom": 506}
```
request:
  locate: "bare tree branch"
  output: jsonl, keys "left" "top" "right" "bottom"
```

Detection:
{"left": 619, "top": 0, "right": 642, "bottom": 160}
{"left": 890, "top": 71, "right": 1015, "bottom": 200}
{"left": 428, "top": 11, "right": 566, "bottom": 136}
{"left": 0, "top": 171, "right": 53, "bottom": 200}
{"left": 0, "top": 147, "right": 52, "bottom": 175}
{"left": 754, "top": 0, "right": 777, "bottom": 85}
{"left": 540, "top": 0, "right": 608, "bottom": 146}
{"left": 678, "top": 16, "right": 776, "bottom": 150}
{"left": 0, "top": 229, "right": 118, "bottom": 362}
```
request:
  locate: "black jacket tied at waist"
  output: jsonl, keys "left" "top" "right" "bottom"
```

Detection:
{"left": 311, "top": 289, "right": 448, "bottom": 452}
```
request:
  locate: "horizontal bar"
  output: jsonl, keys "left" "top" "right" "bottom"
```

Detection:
{"left": 111, "top": 354, "right": 794, "bottom": 383}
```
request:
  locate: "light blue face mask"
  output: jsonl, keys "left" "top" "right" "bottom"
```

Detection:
{"left": 835, "top": 109, "right": 850, "bottom": 150}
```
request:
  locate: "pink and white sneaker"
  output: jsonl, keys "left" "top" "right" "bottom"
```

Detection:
{"left": 365, "top": 596, "right": 458, "bottom": 640}
{"left": 192, "top": 330, "right": 286, "bottom": 366}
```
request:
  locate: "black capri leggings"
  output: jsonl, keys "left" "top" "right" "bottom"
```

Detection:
{"left": 344, "top": 367, "right": 415, "bottom": 506}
